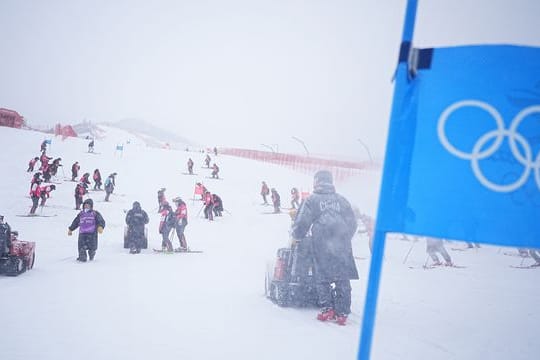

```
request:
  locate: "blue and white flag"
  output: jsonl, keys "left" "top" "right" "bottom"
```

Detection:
{"left": 377, "top": 45, "right": 540, "bottom": 248}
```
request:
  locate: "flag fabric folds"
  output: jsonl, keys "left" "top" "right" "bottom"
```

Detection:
{"left": 377, "top": 44, "right": 540, "bottom": 248}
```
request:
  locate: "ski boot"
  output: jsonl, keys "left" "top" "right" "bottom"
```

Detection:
{"left": 317, "top": 308, "right": 336, "bottom": 322}
{"left": 335, "top": 314, "right": 348, "bottom": 326}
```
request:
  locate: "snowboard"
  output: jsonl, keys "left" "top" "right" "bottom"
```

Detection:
{"left": 205, "top": 176, "right": 223, "bottom": 180}
{"left": 153, "top": 248, "right": 203, "bottom": 254}
{"left": 182, "top": 172, "right": 198, "bottom": 176}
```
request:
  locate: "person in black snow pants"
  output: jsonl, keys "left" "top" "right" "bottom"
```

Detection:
{"left": 27, "top": 157, "right": 39, "bottom": 172}
{"left": 212, "top": 193, "right": 223, "bottom": 217}
{"left": 291, "top": 170, "right": 358, "bottom": 326}
{"left": 158, "top": 202, "right": 175, "bottom": 251}
{"left": 125, "top": 201, "right": 149, "bottom": 254}
{"left": 271, "top": 188, "right": 281, "bottom": 213}
{"left": 68, "top": 198, "right": 106, "bottom": 262}
{"left": 104, "top": 173, "right": 117, "bottom": 202}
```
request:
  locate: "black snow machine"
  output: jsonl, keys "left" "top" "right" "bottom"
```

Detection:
{"left": 265, "top": 237, "right": 324, "bottom": 307}
{"left": 0, "top": 231, "right": 36, "bottom": 276}
{"left": 123, "top": 226, "right": 148, "bottom": 250}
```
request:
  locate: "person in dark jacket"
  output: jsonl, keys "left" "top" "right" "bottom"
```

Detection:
{"left": 158, "top": 201, "right": 175, "bottom": 251}
{"left": 71, "top": 162, "right": 80, "bottom": 181}
{"left": 104, "top": 173, "right": 117, "bottom": 202}
{"left": 0, "top": 215, "right": 12, "bottom": 256}
{"left": 211, "top": 163, "right": 220, "bottom": 179}
{"left": 27, "top": 157, "right": 39, "bottom": 172}
{"left": 125, "top": 201, "right": 149, "bottom": 254}
{"left": 260, "top": 181, "right": 270, "bottom": 205}
{"left": 74, "top": 182, "right": 86, "bottom": 210}
{"left": 187, "top": 158, "right": 194, "bottom": 175}
{"left": 39, "top": 184, "right": 56, "bottom": 207}
{"left": 91, "top": 169, "right": 101, "bottom": 190}
{"left": 40, "top": 140, "right": 47, "bottom": 152}
{"left": 212, "top": 194, "right": 223, "bottom": 217}
{"left": 157, "top": 188, "right": 167, "bottom": 212}
{"left": 172, "top": 197, "right": 189, "bottom": 250}
{"left": 68, "top": 198, "right": 106, "bottom": 262}
{"left": 203, "top": 191, "right": 214, "bottom": 221}
{"left": 291, "top": 170, "right": 358, "bottom": 326}
{"left": 271, "top": 188, "right": 281, "bottom": 213}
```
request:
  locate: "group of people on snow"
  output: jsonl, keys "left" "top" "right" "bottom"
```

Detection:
{"left": 260, "top": 182, "right": 305, "bottom": 214}
{"left": 156, "top": 188, "right": 189, "bottom": 252}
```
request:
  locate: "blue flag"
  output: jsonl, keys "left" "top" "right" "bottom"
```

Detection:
{"left": 377, "top": 45, "right": 540, "bottom": 248}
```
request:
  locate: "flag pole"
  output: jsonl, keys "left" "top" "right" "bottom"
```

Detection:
{"left": 357, "top": 1, "right": 418, "bottom": 359}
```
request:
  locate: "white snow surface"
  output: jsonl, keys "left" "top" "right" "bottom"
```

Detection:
{"left": 0, "top": 126, "right": 538, "bottom": 360}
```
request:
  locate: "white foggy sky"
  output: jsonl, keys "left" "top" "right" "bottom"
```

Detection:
{"left": 1, "top": 0, "right": 539, "bottom": 158}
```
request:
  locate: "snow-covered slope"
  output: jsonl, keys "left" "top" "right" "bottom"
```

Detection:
{"left": 0, "top": 126, "right": 538, "bottom": 360}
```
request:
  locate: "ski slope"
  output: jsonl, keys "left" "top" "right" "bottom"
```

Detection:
{"left": 0, "top": 126, "right": 538, "bottom": 360}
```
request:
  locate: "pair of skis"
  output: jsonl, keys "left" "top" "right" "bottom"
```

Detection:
{"left": 153, "top": 248, "right": 203, "bottom": 254}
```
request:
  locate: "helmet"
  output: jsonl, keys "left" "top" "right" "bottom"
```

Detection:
{"left": 50, "top": 185, "right": 56, "bottom": 190}
{"left": 133, "top": 201, "right": 141, "bottom": 210}
{"left": 83, "top": 198, "right": 93, "bottom": 208}
{"left": 172, "top": 197, "right": 182, "bottom": 203}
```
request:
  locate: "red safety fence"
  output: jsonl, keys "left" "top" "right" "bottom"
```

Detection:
{"left": 219, "top": 147, "right": 377, "bottom": 182}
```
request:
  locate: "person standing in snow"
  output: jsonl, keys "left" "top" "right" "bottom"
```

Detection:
{"left": 49, "top": 157, "right": 62, "bottom": 177}
{"left": 39, "top": 152, "right": 52, "bottom": 171}
{"left": 157, "top": 188, "right": 167, "bottom": 212}
{"left": 172, "top": 197, "right": 188, "bottom": 250}
{"left": 88, "top": 139, "right": 95, "bottom": 153}
{"left": 291, "top": 170, "right": 358, "bottom": 326}
{"left": 80, "top": 172, "right": 91, "bottom": 189}
{"left": 39, "top": 184, "right": 56, "bottom": 207}
{"left": 27, "top": 157, "right": 39, "bottom": 172}
{"left": 211, "top": 163, "right": 220, "bottom": 179}
{"left": 93, "top": 169, "right": 102, "bottom": 190}
{"left": 104, "top": 173, "right": 117, "bottom": 202}
{"left": 204, "top": 154, "right": 211, "bottom": 168}
{"left": 290, "top": 187, "right": 300, "bottom": 209}
{"left": 74, "top": 182, "right": 86, "bottom": 210}
{"left": 40, "top": 140, "right": 47, "bottom": 152}
{"left": 0, "top": 215, "right": 12, "bottom": 256}
{"left": 71, "top": 161, "right": 80, "bottom": 181}
{"left": 212, "top": 193, "right": 223, "bottom": 217}
{"left": 260, "top": 181, "right": 270, "bottom": 205}
{"left": 29, "top": 177, "right": 42, "bottom": 215}
{"left": 68, "top": 198, "right": 105, "bottom": 262}
{"left": 203, "top": 190, "right": 214, "bottom": 221}
{"left": 187, "top": 158, "right": 194, "bottom": 174}
{"left": 271, "top": 188, "right": 281, "bottom": 213}
{"left": 158, "top": 201, "right": 175, "bottom": 251}
{"left": 125, "top": 201, "right": 149, "bottom": 254}
{"left": 426, "top": 237, "right": 453, "bottom": 266}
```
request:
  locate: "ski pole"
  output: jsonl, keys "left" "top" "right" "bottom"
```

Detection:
{"left": 422, "top": 254, "right": 430, "bottom": 269}
{"left": 197, "top": 204, "right": 205, "bottom": 217}
{"left": 402, "top": 239, "right": 416, "bottom": 264}
{"left": 224, "top": 209, "right": 232, "bottom": 216}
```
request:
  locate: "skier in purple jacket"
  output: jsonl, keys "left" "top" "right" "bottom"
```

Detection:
{"left": 68, "top": 198, "right": 106, "bottom": 262}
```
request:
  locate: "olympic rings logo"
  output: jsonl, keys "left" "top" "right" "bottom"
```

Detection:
{"left": 437, "top": 100, "right": 540, "bottom": 193}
